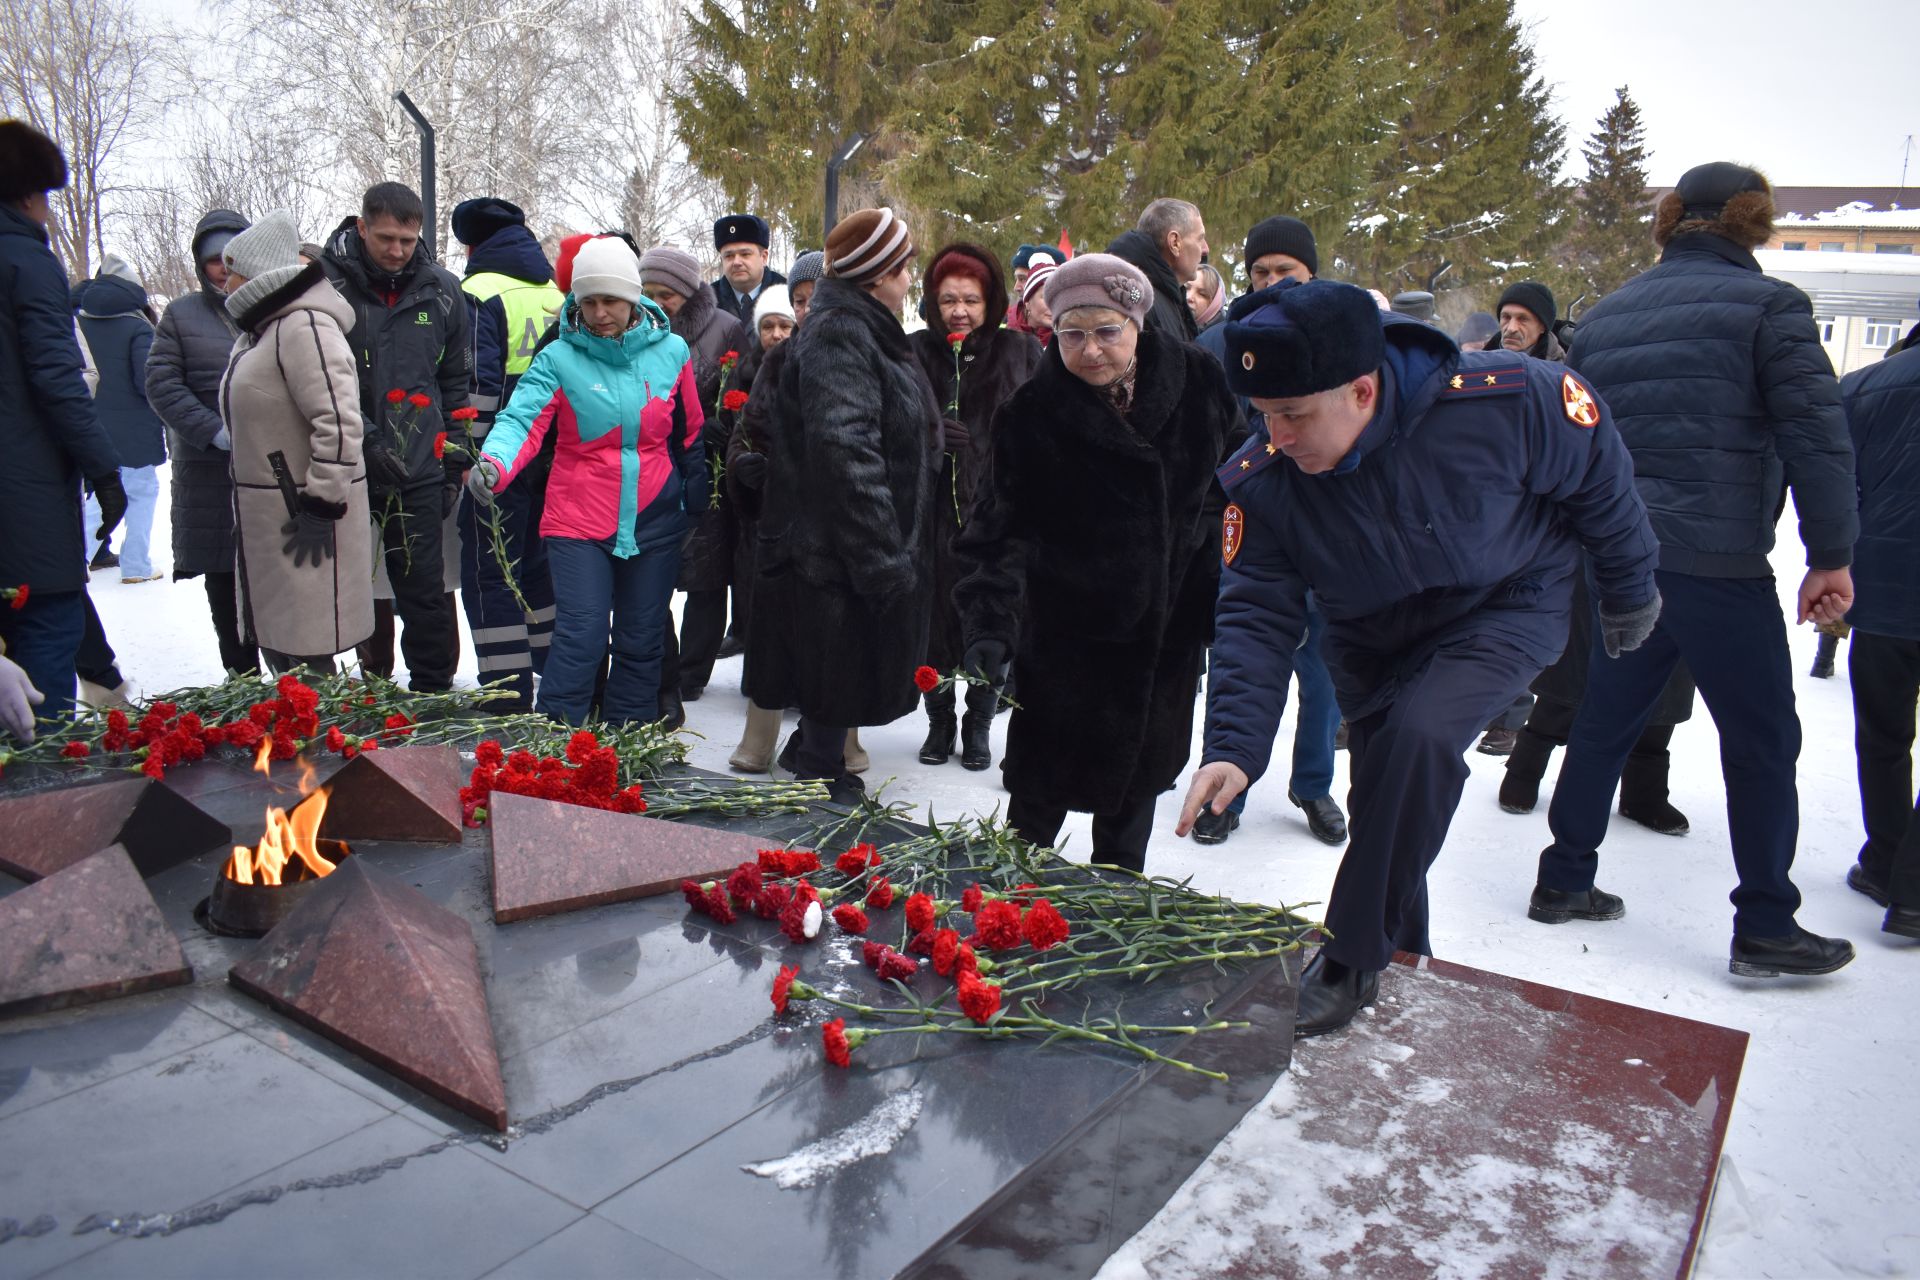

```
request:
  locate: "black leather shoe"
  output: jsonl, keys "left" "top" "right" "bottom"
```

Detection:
{"left": 1885, "top": 904, "right": 1920, "bottom": 940}
{"left": 1333, "top": 720, "right": 1349, "bottom": 751}
{"left": 1528, "top": 883, "right": 1625, "bottom": 924}
{"left": 775, "top": 730, "right": 801, "bottom": 776}
{"left": 1191, "top": 808, "right": 1239, "bottom": 845}
{"left": 918, "top": 713, "right": 957, "bottom": 765}
{"left": 959, "top": 714, "right": 992, "bottom": 771}
{"left": 89, "top": 545, "right": 118, "bottom": 571}
{"left": 824, "top": 772, "right": 867, "bottom": 806}
{"left": 1847, "top": 863, "right": 1891, "bottom": 907}
{"left": 1288, "top": 789, "right": 1347, "bottom": 845}
{"left": 715, "top": 633, "right": 746, "bottom": 660}
{"left": 1476, "top": 727, "right": 1518, "bottom": 756}
{"left": 1729, "top": 926, "right": 1854, "bottom": 977}
{"left": 1619, "top": 798, "right": 1690, "bottom": 836}
{"left": 680, "top": 683, "right": 705, "bottom": 703}
{"left": 1294, "top": 950, "right": 1379, "bottom": 1038}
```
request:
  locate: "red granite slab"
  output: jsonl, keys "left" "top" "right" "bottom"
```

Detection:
{"left": 1216, "top": 953, "right": 1747, "bottom": 1280}
{"left": 0, "top": 845, "right": 192, "bottom": 1018}
{"left": 488, "top": 791, "right": 770, "bottom": 924}
{"left": 0, "top": 777, "right": 232, "bottom": 882}
{"left": 228, "top": 858, "right": 508, "bottom": 1130}
{"left": 315, "top": 745, "right": 463, "bottom": 844}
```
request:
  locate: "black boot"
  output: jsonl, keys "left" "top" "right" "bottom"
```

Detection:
{"left": 1619, "top": 747, "right": 1688, "bottom": 835}
{"left": 1810, "top": 632, "right": 1838, "bottom": 679}
{"left": 959, "top": 682, "right": 996, "bottom": 771}
{"left": 1294, "top": 950, "right": 1379, "bottom": 1038}
{"left": 918, "top": 687, "right": 957, "bottom": 765}
{"left": 1729, "top": 926, "right": 1854, "bottom": 977}
{"left": 1499, "top": 729, "right": 1554, "bottom": 814}
{"left": 1528, "top": 883, "right": 1625, "bottom": 924}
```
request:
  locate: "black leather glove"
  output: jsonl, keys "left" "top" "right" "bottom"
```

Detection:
{"left": 281, "top": 494, "right": 344, "bottom": 569}
{"left": 363, "top": 436, "right": 412, "bottom": 490}
{"left": 962, "top": 638, "right": 1011, "bottom": 686}
{"left": 89, "top": 471, "right": 127, "bottom": 544}
{"left": 941, "top": 418, "right": 971, "bottom": 452}
{"left": 441, "top": 459, "right": 464, "bottom": 516}
{"left": 731, "top": 451, "right": 768, "bottom": 491}
{"left": 1599, "top": 592, "right": 1661, "bottom": 659}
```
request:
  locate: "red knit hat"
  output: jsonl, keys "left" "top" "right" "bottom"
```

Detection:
{"left": 554, "top": 232, "right": 598, "bottom": 293}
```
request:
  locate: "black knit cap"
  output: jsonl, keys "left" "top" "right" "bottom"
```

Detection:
{"left": 0, "top": 120, "right": 68, "bottom": 202}
{"left": 450, "top": 197, "right": 526, "bottom": 248}
{"left": 1243, "top": 216, "right": 1319, "bottom": 278}
{"left": 1497, "top": 280, "right": 1556, "bottom": 329}
{"left": 1224, "top": 279, "right": 1384, "bottom": 399}
{"left": 714, "top": 213, "right": 771, "bottom": 250}
{"left": 1675, "top": 162, "right": 1769, "bottom": 221}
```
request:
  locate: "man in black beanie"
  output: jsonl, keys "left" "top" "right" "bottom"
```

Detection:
{"left": 711, "top": 213, "right": 785, "bottom": 328}
{"left": 1176, "top": 278, "right": 1661, "bottom": 1036}
{"left": 1487, "top": 280, "right": 1563, "bottom": 360}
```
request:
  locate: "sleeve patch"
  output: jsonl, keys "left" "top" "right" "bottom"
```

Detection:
{"left": 1561, "top": 372, "right": 1600, "bottom": 428}
{"left": 1222, "top": 504, "right": 1245, "bottom": 566}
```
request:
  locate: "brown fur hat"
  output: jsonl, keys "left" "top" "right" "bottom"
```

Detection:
{"left": 1653, "top": 162, "right": 1774, "bottom": 250}
{"left": 0, "top": 120, "right": 68, "bottom": 203}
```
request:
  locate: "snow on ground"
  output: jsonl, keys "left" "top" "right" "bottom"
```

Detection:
{"left": 92, "top": 469, "right": 1920, "bottom": 1278}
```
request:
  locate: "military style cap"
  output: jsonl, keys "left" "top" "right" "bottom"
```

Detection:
{"left": 714, "top": 213, "right": 771, "bottom": 251}
{"left": 1224, "top": 279, "right": 1384, "bottom": 399}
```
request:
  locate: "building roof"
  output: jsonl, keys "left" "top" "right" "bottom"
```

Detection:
{"left": 1754, "top": 249, "right": 1920, "bottom": 321}
{"left": 1647, "top": 186, "right": 1915, "bottom": 218}
{"left": 1775, "top": 203, "right": 1920, "bottom": 231}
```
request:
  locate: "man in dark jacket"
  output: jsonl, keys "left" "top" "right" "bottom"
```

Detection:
{"left": 451, "top": 197, "right": 561, "bottom": 712}
{"left": 0, "top": 120, "right": 125, "bottom": 723}
{"left": 1537, "top": 162, "right": 1859, "bottom": 979}
{"left": 147, "top": 207, "right": 256, "bottom": 673}
{"left": 78, "top": 258, "right": 166, "bottom": 584}
{"left": 710, "top": 213, "right": 785, "bottom": 329}
{"left": 1192, "top": 215, "right": 1346, "bottom": 848}
{"left": 1840, "top": 329, "right": 1920, "bottom": 940}
{"left": 320, "top": 181, "right": 472, "bottom": 691}
{"left": 1177, "top": 279, "right": 1661, "bottom": 1037}
{"left": 1108, "top": 198, "right": 1208, "bottom": 343}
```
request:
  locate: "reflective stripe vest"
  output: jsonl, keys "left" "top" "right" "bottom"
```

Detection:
{"left": 463, "top": 271, "right": 564, "bottom": 379}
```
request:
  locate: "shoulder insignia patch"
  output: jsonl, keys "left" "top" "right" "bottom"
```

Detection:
{"left": 1222, "top": 504, "right": 1244, "bottom": 566}
{"left": 1440, "top": 363, "right": 1526, "bottom": 398}
{"left": 1561, "top": 372, "right": 1600, "bottom": 428}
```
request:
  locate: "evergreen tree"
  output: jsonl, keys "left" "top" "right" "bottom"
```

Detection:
{"left": 1561, "top": 86, "right": 1654, "bottom": 308}
{"left": 1335, "top": 0, "right": 1566, "bottom": 297}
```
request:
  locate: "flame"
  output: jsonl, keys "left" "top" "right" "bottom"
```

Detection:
{"left": 225, "top": 741, "right": 342, "bottom": 886}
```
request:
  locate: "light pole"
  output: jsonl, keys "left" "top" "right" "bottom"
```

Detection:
{"left": 394, "top": 91, "right": 437, "bottom": 258}
{"left": 824, "top": 132, "right": 868, "bottom": 240}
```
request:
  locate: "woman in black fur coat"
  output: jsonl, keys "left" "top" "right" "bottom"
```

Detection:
{"left": 954, "top": 253, "right": 1242, "bottom": 871}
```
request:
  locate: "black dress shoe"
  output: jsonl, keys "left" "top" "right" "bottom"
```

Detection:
{"left": 1847, "top": 863, "right": 1891, "bottom": 907}
{"left": 1729, "top": 926, "right": 1854, "bottom": 977}
{"left": 1528, "top": 883, "right": 1625, "bottom": 924}
{"left": 715, "top": 633, "right": 746, "bottom": 660}
{"left": 1287, "top": 789, "right": 1346, "bottom": 845}
{"left": 1191, "top": 808, "right": 1239, "bottom": 845}
{"left": 681, "top": 683, "right": 706, "bottom": 703}
{"left": 1498, "top": 771, "right": 1539, "bottom": 814}
{"left": 1294, "top": 950, "right": 1379, "bottom": 1038}
{"left": 1885, "top": 904, "right": 1920, "bottom": 940}
{"left": 1476, "top": 727, "right": 1518, "bottom": 756}
{"left": 776, "top": 730, "right": 801, "bottom": 775}
{"left": 1619, "top": 798, "right": 1690, "bottom": 836}
{"left": 1333, "top": 720, "right": 1349, "bottom": 751}
{"left": 823, "top": 772, "right": 867, "bottom": 806}
{"left": 89, "top": 546, "right": 119, "bottom": 571}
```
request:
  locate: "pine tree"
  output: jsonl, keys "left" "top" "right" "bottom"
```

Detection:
{"left": 1561, "top": 86, "right": 1653, "bottom": 308}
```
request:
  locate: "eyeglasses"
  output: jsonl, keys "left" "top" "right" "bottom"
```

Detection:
{"left": 1055, "top": 323, "right": 1130, "bottom": 350}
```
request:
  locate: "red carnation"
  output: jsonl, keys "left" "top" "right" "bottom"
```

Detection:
{"left": 957, "top": 942, "right": 979, "bottom": 975}
{"left": 720, "top": 349, "right": 739, "bottom": 368}
{"left": 432, "top": 431, "right": 447, "bottom": 460}
{"left": 7, "top": 584, "right": 26, "bottom": 610}
{"left": 974, "top": 900, "right": 1022, "bottom": 950}
{"left": 726, "top": 861, "right": 764, "bottom": 906}
{"left": 861, "top": 939, "right": 888, "bottom": 970}
{"left": 779, "top": 894, "right": 820, "bottom": 943}
{"left": 957, "top": 970, "right": 1002, "bottom": 1024}
{"left": 704, "top": 885, "right": 736, "bottom": 925}
{"left": 60, "top": 740, "right": 90, "bottom": 759}
{"left": 931, "top": 928, "right": 961, "bottom": 977}
{"left": 141, "top": 754, "right": 166, "bottom": 780}
{"left": 1021, "top": 899, "right": 1071, "bottom": 951}
{"left": 565, "top": 729, "right": 601, "bottom": 763}
{"left": 325, "top": 726, "right": 346, "bottom": 753}
{"left": 681, "top": 879, "right": 709, "bottom": 911}
{"left": 386, "top": 387, "right": 406, "bottom": 404}
{"left": 905, "top": 891, "right": 936, "bottom": 934}
{"left": 877, "top": 949, "right": 918, "bottom": 982}
{"left": 722, "top": 389, "right": 749, "bottom": 412}
{"left": 475, "top": 739, "right": 505, "bottom": 768}
{"left": 754, "top": 883, "right": 793, "bottom": 919}
{"left": 409, "top": 392, "right": 432, "bottom": 409}
{"left": 906, "top": 928, "right": 936, "bottom": 955}
{"left": 383, "top": 712, "right": 414, "bottom": 739}
{"left": 865, "top": 877, "right": 894, "bottom": 909}
{"left": 946, "top": 331, "right": 965, "bottom": 348}
{"left": 835, "top": 843, "right": 877, "bottom": 875}
{"left": 960, "top": 883, "right": 983, "bottom": 913}
{"left": 831, "top": 904, "right": 869, "bottom": 934}
{"left": 450, "top": 406, "right": 480, "bottom": 421}
{"left": 913, "top": 665, "right": 941, "bottom": 693}
{"left": 823, "top": 1018, "right": 853, "bottom": 1068}
{"left": 771, "top": 965, "right": 800, "bottom": 1015}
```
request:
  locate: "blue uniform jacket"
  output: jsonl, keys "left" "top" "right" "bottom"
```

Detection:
{"left": 462, "top": 225, "right": 556, "bottom": 427}
{"left": 1203, "top": 314, "right": 1658, "bottom": 785}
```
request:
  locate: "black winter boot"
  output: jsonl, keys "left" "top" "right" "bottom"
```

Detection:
{"left": 918, "top": 687, "right": 958, "bottom": 765}
{"left": 1499, "top": 729, "right": 1555, "bottom": 814}
{"left": 1810, "top": 632, "right": 1838, "bottom": 679}
{"left": 1619, "top": 747, "right": 1689, "bottom": 835}
{"left": 960, "top": 682, "right": 996, "bottom": 771}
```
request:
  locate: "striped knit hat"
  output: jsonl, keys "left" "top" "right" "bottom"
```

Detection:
{"left": 824, "top": 208, "right": 914, "bottom": 284}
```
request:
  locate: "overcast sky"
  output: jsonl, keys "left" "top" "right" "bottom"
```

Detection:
{"left": 1514, "top": 0, "right": 1918, "bottom": 188}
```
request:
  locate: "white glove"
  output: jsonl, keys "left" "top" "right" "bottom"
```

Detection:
{"left": 212, "top": 425, "right": 232, "bottom": 450}
{"left": 464, "top": 455, "right": 502, "bottom": 507}
{"left": 0, "top": 655, "right": 44, "bottom": 743}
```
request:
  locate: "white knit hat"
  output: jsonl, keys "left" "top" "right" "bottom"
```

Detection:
{"left": 223, "top": 210, "right": 301, "bottom": 281}
{"left": 754, "top": 284, "right": 796, "bottom": 330}
{"left": 570, "top": 236, "right": 644, "bottom": 304}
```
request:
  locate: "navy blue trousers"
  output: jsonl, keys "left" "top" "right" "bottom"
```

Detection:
{"left": 1327, "top": 635, "right": 1539, "bottom": 971}
{"left": 458, "top": 481, "right": 554, "bottom": 714}
{"left": 542, "top": 535, "right": 680, "bottom": 726}
{"left": 1539, "top": 571, "right": 1803, "bottom": 937}
{"left": 0, "top": 588, "right": 83, "bottom": 728}
{"left": 1221, "top": 596, "right": 1342, "bottom": 814}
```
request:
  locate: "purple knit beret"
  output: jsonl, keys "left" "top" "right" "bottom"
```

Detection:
{"left": 1043, "top": 253, "right": 1151, "bottom": 326}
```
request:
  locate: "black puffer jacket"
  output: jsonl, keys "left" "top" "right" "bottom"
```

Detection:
{"left": 0, "top": 202, "right": 120, "bottom": 593}
{"left": 745, "top": 278, "right": 940, "bottom": 726}
{"left": 319, "top": 217, "right": 472, "bottom": 493}
{"left": 78, "top": 274, "right": 166, "bottom": 468}
{"left": 147, "top": 209, "right": 248, "bottom": 577}
{"left": 1844, "top": 342, "right": 1920, "bottom": 640}
{"left": 1108, "top": 229, "right": 1197, "bottom": 342}
{"left": 1569, "top": 232, "right": 1857, "bottom": 578}
{"left": 674, "top": 281, "right": 748, "bottom": 592}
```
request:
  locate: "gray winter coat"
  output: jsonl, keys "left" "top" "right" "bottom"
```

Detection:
{"left": 147, "top": 209, "right": 248, "bottom": 577}
{"left": 675, "top": 281, "right": 748, "bottom": 592}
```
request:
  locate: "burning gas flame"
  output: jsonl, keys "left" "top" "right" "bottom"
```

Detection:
{"left": 224, "top": 737, "right": 341, "bottom": 885}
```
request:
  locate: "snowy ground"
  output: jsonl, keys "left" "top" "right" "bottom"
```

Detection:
{"left": 88, "top": 469, "right": 1920, "bottom": 1278}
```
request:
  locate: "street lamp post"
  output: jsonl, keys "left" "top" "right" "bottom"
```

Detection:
{"left": 394, "top": 91, "right": 437, "bottom": 258}
{"left": 824, "top": 132, "right": 868, "bottom": 240}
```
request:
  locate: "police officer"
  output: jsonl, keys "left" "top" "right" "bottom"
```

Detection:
{"left": 451, "top": 198, "right": 564, "bottom": 712}
{"left": 1176, "top": 279, "right": 1661, "bottom": 1038}
{"left": 711, "top": 214, "right": 785, "bottom": 329}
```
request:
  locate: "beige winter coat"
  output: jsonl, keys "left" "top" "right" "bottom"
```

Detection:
{"left": 220, "top": 262, "right": 375, "bottom": 657}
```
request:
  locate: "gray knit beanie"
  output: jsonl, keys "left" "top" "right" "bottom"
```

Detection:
{"left": 640, "top": 245, "right": 703, "bottom": 300}
{"left": 788, "top": 251, "right": 825, "bottom": 287}
{"left": 223, "top": 210, "right": 301, "bottom": 282}
{"left": 99, "top": 253, "right": 142, "bottom": 286}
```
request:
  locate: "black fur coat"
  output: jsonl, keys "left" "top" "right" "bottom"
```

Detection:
{"left": 745, "top": 278, "right": 941, "bottom": 726}
{"left": 954, "top": 330, "right": 1240, "bottom": 813}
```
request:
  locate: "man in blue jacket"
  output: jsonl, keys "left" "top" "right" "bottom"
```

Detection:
{"left": 1177, "top": 279, "right": 1661, "bottom": 1037}
{"left": 1537, "top": 163, "right": 1858, "bottom": 979}
{"left": 0, "top": 120, "right": 125, "bottom": 724}
{"left": 1840, "top": 328, "right": 1920, "bottom": 940}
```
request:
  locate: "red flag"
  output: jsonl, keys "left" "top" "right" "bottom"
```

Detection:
{"left": 1057, "top": 229, "right": 1074, "bottom": 260}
